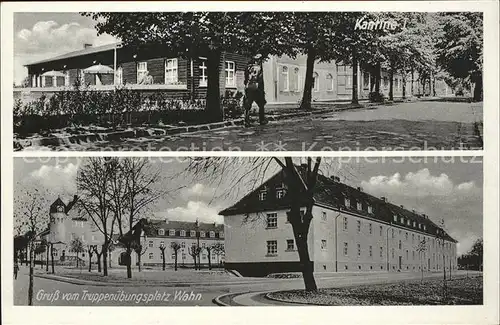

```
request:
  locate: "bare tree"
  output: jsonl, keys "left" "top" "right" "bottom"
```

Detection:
{"left": 69, "top": 237, "right": 84, "bottom": 269}
{"left": 159, "top": 243, "right": 167, "bottom": 271}
{"left": 205, "top": 245, "right": 214, "bottom": 270}
{"left": 109, "top": 158, "right": 165, "bottom": 279}
{"left": 87, "top": 245, "right": 94, "bottom": 272}
{"left": 133, "top": 241, "right": 148, "bottom": 272}
{"left": 211, "top": 242, "right": 225, "bottom": 267}
{"left": 92, "top": 245, "right": 104, "bottom": 273}
{"left": 171, "top": 242, "right": 181, "bottom": 271}
{"left": 188, "top": 245, "right": 201, "bottom": 270}
{"left": 14, "top": 185, "right": 50, "bottom": 305}
{"left": 185, "top": 157, "right": 328, "bottom": 291}
{"left": 77, "top": 157, "right": 117, "bottom": 276}
{"left": 416, "top": 238, "right": 427, "bottom": 283}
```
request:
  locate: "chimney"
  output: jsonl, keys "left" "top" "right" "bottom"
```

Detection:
{"left": 357, "top": 187, "right": 363, "bottom": 192}
{"left": 381, "top": 196, "right": 386, "bottom": 202}
{"left": 84, "top": 43, "right": 92, "bottom": 49}
{"left": 165, "top": 218, "right": 169, "bottom": 224}
{"left": 412, "top": 209, "right": 416, "bottom": 214}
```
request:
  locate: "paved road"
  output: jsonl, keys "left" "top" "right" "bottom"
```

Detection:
{"left": 78, "top": 101, "right": 483, "bottom": 152}
{"left": 13, "top": 265, "right": 476, "bottom": 306}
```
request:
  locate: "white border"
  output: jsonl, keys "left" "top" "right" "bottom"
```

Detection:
{"left": 2, "top": 2, "right": 499, "bottom": 325}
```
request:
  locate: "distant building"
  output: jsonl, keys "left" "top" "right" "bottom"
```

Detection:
{"left": 16, "top": 42, "right": 451, "bottom": 106}
{"left": 220, "top": 166, "right": 458, "bottom": 277}
{"left": 111, "top": 219, "right": 225, "bottom": 268}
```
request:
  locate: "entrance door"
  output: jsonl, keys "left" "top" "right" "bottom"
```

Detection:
{"left": 398, "top": 256, "right": 402, "bottom": 270}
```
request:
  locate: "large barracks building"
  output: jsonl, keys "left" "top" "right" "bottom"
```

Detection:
{"left": 220, "top": 166, "right": 458, "bottom": 277}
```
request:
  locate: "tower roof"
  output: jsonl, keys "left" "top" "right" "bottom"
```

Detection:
{"left": 49, "top": 198, "right": 67, "bottom": 214}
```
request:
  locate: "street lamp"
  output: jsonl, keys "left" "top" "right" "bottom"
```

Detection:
{"left": 334, "top": 212, "right": 342, "bottom": 272}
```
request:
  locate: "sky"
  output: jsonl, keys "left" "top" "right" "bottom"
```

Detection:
{"left": 13, "top": 12, "right": 119, "bottom": 85}
{"left": 13, "top": 156, "right": 483, "bottom": 256}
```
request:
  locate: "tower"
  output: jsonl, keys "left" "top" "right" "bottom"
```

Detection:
{"left": 49, "top": 198, "right": 67, "bottom": 243}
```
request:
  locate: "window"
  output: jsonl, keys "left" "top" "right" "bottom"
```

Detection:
{"left": 115, "top": 66, "right": 123, "bottom": 85}
{"left": 369, "top": 245, "right": 373, "bottom": 257}
{"left": 343, "top": 242, "right": 348, "bottom": 256}
{"left": 199, "top": 58, "right": 207, "bottom": 86}
{"left": 363, "top": 72, "right": 370, "bottom": 88}
{"left": 313, "top": 72, "right": 319, "bottom": 92}
{"left": 293, "top": 67, "right": 301, "bottom": 92}
{"left": 209, "top": 231, "right": 215, "bottom": 238}
{"left": 393, "top": 215, "right": 398, "bottom": 222}
{"left": 225, "top": 61, "right": 235, "bottom": 87}
{"left": 158, "top": 229, "right": 165, "bottom": 236}
{"left": 413, "top": 221, "right": 417, "bottom": 227}
{"left": 345, "top": 198, "right": 350, "bottom": 208}
{"left": 137, "top": 61, "right": 148, "bottom": 83}
{"left": 276, "top": 189, "right": 285, "bottom": 199}
{"left": 380, "top": 246, "right": 383, "bottom": 258}
{"left": 398, "top": 240, "right": 402, "bottom": 249}
{"left": 423, "top": 225, "right": 427, "bottom": 231}
{"left": 346, "top": 75, "right": 352, "bottom": 88}
{"left": 190, "top": 230, "right": 196, "bottom": 237}
{"left": 405, "top": 232, "right": 408, "bottom": 241}
{"left": 368, "top": 205, "right": 373, "bottom": 214}
{"left": 266, "top": 213, "right": 278, "bottom": 228}
{"left": 321, "top": 240, "right": 327, "bottom": 250}
{"left": 392, "top": 229, "right": 395, "bottom": 238}
{"left": 357, "top": 243, "right": 361, "bottom": 256}
{"left": 149, "top": 252, "right": 154, "bottom": 260}
{"left": 391, "top": 248, "right": 395, "bottom": 259}
{"left": 281, "top": 66, "right": 289, "bottom": 91}
{"left": 92, "top": 235, "right": 96, "bottom": 241}
{"left": 181, "top": 242, "right": 185, "bottom": 248}
{"left": 412, "top": 234, "right": 415, "bottom": 243}
{"left": 357, "top": 202, "right": 362, "bottom": 211}
{"left": 259, "top": 190, "right": 267, "bottom": 201}
{"left": 219, "top": 231, "right": 224, "bottom": 238}
{"left": 400, "top": 217, "right": 405, "bottom": 224}
{"left": 343, "top": 217, "right": 348, "bottom": 231}
{"left": 407, "top": 219, "right": 411, "bottom": 226}
{"left": 380, "top": 225, "right": 383, "bottom": 236}
{"left": 169, "top": 229, "right": 175, "bottom": 236}
{"left": 160, "top": 241, "right": 164, "bottom": 247}
{"left": 200, "top": 231, "right": 206, "bottom": 238}
{"left": 326, "top": 73, "right": 334, "bottom": 91}
{"left": 286, "top": 239, "right": 295, "bottom": 251}
{"left": 149, "top": 240, "right": 154, "bottom": 248}
{"left": 165, "top": 58, "right": 178, "bottom": 84}
{"left": 406, "top": 250, "right": 409, "bottom": 260}
{"left": 369, "top": 223, "right": 373, "bottom": 235}
{"left": 357, "top": 220, "right": 361, "bottom": 233}
{"left": 81, "top": 235, "right": 85, "bottom": 241}
{"left": 321, "top": 211, "right": 327, "bottom": 221}
{"left": 267, "top": 240, "right": 277, "bottom": 255}
{"left": 202, "top": 243, "right": 206, "bottom": 248}
{"left": 412, "top": 250, "right": 415, "bottom": 260}
{"left": 180, "top": 230, "right": 186, "bottom": 237}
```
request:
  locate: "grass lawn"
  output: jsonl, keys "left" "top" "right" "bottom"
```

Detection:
{"left": 268, "top": 275, "right": 483, "bottom": 305}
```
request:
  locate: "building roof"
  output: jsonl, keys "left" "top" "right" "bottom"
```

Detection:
{"left": 49, "top": 196, "right": 79, "bottom": 214}
{"left": 146, "top": 219, "right": 224, "bottom": 236}
{"left": 219, "top": 166, "right": 457, "bottom": 243}
{"left": 25, "top": 42, "right": 121, "bottom": 67}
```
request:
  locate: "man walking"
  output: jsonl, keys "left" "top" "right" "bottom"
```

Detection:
{"left": 243, "top": 54, "right": 268, "bottom": 127}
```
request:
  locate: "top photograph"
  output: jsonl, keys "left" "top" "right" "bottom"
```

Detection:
{"left": 13, "top": 12, "right": 483, "bottom": 152}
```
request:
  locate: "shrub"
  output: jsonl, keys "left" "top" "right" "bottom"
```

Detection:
{"left": 222, "top": 90, "right": 244, "bottom": 119}
{"left": 369, "top": 92, "right": 385, "bottom": 103}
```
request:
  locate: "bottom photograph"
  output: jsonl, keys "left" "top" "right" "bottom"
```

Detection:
{"left": 12, "top": 156, "right": 483, "bottom": 306}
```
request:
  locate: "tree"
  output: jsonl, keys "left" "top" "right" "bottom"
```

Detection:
{"left": 14, "top": 185, "right": 50, "bottom": 305}
{"left": 205, "top": 245, "right": 214, "bottom": 270}
{"left": 34, "top": 240, "right": 46, "bottom": 269}
{"left": 132, "top": 239, "right": 148, "bottom": 272}
{"left": 77, "top": 157, "right": 117, "bottom": 276}
{"left": 108, "top": 157, "right": 165, "bottom": 279}
{"left": 159, "top": 243, "right": 167, "bottom": 271}
{"left": 416, "top": 238, "right": 427, "bottom": 283}
{"left": 69, "top": 237, "right": 84, "bottom": 269}
{"left": 188, "top": 245, "right": 201, "bottom": 270}
{"left": 435, "top": 13, "right": 483, "bottom": 101}
{"left": 211, "top": 242, "right": 225, "bottom": 267}
{"left": 92, "top": 245, "right": 104, "bottom": 273}
{"left": 171, "top": 242, "right": 181, "bottom": 271}
{"left": 87, "top": 245, "right": 94, "bottom": 272}
{"left": 185, "top": 157, "right": 342, "bottom": 291}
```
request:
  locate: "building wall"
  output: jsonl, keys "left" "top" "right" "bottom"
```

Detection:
{"left": 223, "top": 204, "right": 457, "bottom": 276}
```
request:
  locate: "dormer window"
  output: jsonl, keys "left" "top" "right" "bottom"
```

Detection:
{"left": 200, "top": 231, "right": 206, "bottom": 238}
{"left": 367, "top": 205, "right": 373, "bottom": 214}
{"left": 413, "top": 221, "right": 416, "bottom": 227}
{"left": 259, "top": 190, "right": 267, "bottom": 201}
{"left": 393, "top": 215, "right": 398, "bottom": 222}
{"left": 423, "top": 225, "right": 427, "bottom": 231}
{"left": 356, "top": 202, "right": 362, "bottom": 211}
{"left": 190, "top": 230, "right": 196, "bottom": 237}
{"left": 400, "top": 217, "right": 405, "bottom": 224}
{"left": 57, "top": 205, "right": 64, "bottom": 212}
{"left": 276, "top": 188, "right": 285, "bottom": 199}
{"left": 209, "top": 231, "right": 215, "bottom": 238}
{"left": 180, "top": 230, "right": 186, "bottom": 236}
{"left": 345, "top": 198, "right": 350, "bottom": 208}
{"left": 158, "top": 229, "right": 165, "bottom": 236}
{"left": 219, "top": 231, "right": 224, "bottom": 238}
{"left": 407, "top": 219, "right": 411, "bottom": 226}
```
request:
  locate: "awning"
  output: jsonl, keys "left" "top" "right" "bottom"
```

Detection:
{"left": 83, "top": 64, "right": 114, "bottom": 74}
{"left": 41, "top": 70, "right": 66, "bottom": 77}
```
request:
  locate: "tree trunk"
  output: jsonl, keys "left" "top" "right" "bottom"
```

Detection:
{"left": 402, "top": 69, "right": 406, "bottom": 99}
{"left": 26, "top": 247, "right": 29, "bottom": 266}
{"left": 51, "top": 245, "right": 55, "bottom": 274}
{"left": 102, "top": 243, "right": 108, "bottom": 276}
{"left": 109, "top": 251, "right": 112, "bottom": 268}
{"left": 193, "top": 256, "right": 197, "bottom": 270}
{"left": 161, "top": 249, "right": 166, "bottom": 271}
{"left": 28, "top": 242, "right": 35, "bottom": 306}
{"left": 205, "top": 50, "right": 223, "bottom": 122}
{"left": 96, "top": 254, "right": 102, "bottom": 273}
{"left": 473, "top": 75, "right": 483, "bottom": 102}
{"left": 46, "top": 247, "right": 49, "bottom": 272}
{"left": 389, "top": 62, "right": 394, "bottom": 101}
{"left": 88, "top": 252, "right": 93, "bottom": 272}
{"left": 351, "top": 48, "right": 359, "bottom": 105}
{"left": 126, "top": 248, "right": 132, "bottom": 279}
{"left": 375, "top": 63, "right": 381, "bottom": 93}
{"left": 294, "top": 225, "right": 317, "bottom": 291}
{"left": 432, "top": 76, "right": 436, "bottom": 97}
{"left": 76, "top": 252, "right": 79, "bottom": 268}
{"left": 411, "top": 69, "right": 414, "bottom": 96}
{"left": 208, "top": 251, "right": 212, "bottom": 270}
{"left": 137, "top": 252, "right": 142, "bottom": 272}
{"left": 300, "top": 47, "right": 316, "bottom": 110}
{"left": 174, "top": 254, "right": 178, "bottom": 271}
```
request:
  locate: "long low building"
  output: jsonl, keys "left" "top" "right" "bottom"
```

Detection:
{"left": 219, "top": 166, "right": 457, "bottom": 277}
{"left": 16, "top": 41, "right": 451, "bottom": 106}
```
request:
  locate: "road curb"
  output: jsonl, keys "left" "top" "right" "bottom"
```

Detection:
{"left": 212, "top": 292, "right": 235, "bottom": 306}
